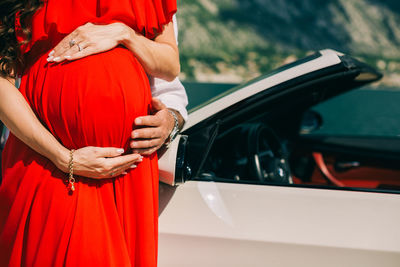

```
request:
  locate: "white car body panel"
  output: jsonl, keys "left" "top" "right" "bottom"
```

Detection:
{"left": 159, "top": 181, "right": 400, "bottom": 266}
{"left": 158, "top": 136, "right": 182, "bottom": 185}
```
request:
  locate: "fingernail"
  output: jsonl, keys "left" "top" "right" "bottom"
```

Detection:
{"left": 49, "top": 50, "right": 55, "bottom": 56}
{"left": 131, "top": 142, "right": 137, "bottom": 148}
{"left": 64, "top": 55, "right": 72, "bottom": 59}
{"left": 122, "top": 172, "right": 128, "bottom": 175}
{"left": 117, "top": 148, "right": 124, "bottom": 154}
{"left": 137, "top": 157, "right": 143, "bottom": 162}
{"left": 53, "top": 57, "right": 61, "bottom": 62}
{"left": 133, "top": 132, "right": 139, "bottom": 138}
{"left": 47, "top": 56, "right": 54, "bottom": 62}
{"left": 130, "top": 164, "right": 137, "bottom": 168}
{"left": 135, "top": 118, "right": 142, "bottom": 124}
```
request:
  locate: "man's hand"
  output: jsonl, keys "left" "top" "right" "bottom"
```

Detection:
{"left": 130, "top": 98, "right": 183, "bottom": 156}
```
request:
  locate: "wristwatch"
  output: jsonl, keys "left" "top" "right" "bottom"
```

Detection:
{"left": 164, "top": 109, "right": 179, "bottom": 148}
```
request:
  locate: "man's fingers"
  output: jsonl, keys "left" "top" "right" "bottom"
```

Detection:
{"left": 130, "top": 138, "right": 163, "bottom": 149}
{"left": 151, "top": 98, "right": 166, "bottom": 111}
{"left": 132, "top": 147, "right": 159, "bottom": 156}
{"left": 131, "top": 127, "right": 164, "bottom": 139}
{"left": 134, "top": 115, "right": 161, "bottom": 127}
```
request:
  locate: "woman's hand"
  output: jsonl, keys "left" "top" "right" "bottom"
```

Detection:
{"left": 55, "top": 147, "right": 143, "bottom": 179}
{"left": 47, "top": 21, "right": 180, "bottom": 81}
{"left": 47, "top": 22, "right": 129, "bottom": 63}
{"left": 0, "top": 78, "right": 143, "bottom": 180}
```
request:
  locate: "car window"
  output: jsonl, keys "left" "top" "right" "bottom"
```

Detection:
{"left": 302, "top": 87, "right": 400, "bottom": 138}
{"left": 184, "top": 82, "right": 236, "bottom": 110}
{"left": 195, "top": 85, "right": 400, "bottom": 194}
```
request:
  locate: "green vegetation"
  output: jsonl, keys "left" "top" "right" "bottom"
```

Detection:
{"left": 177, "top": 0, "right": 400, "bottom": 85}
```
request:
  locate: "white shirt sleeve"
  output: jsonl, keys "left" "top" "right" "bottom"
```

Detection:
{"left": 149, "top": 15, "right": 189, "bottom": 121}
{"left": 149, "top": 76, "right": 188, "bottom": 121}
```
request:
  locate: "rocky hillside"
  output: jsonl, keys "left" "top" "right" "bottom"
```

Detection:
{"left": 176, "top": 0, "right": 400, "bottom": 85}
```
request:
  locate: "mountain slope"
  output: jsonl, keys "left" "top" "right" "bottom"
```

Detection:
{"left": 176, "top": 0, "right": 400, "bottom": 84}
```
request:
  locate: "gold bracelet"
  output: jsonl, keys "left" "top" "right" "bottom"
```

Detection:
{"left": 68, "top": 149, "right": 76, "bottom": 192}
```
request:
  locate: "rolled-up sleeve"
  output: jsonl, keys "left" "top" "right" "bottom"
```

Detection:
{"left": 149, "top": 77, "right": 189, "bottom": 121}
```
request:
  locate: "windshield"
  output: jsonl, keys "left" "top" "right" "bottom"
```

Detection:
{"left": 185, "top": 53, "right": 322, "bottom": 112}
{"left": 302, "top": 87, "right": 400, "bottom": 139}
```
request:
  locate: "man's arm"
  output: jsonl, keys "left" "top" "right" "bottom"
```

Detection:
{"left": 148, "top": 15, "right": 188, "bottom": 125}
{"left": 130, "top": 16, "right": 188, "bottom": 155}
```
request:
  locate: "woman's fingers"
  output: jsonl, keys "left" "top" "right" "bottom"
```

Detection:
{"left": 47, "top": 23, "right": 93, "bottom": 62}
{"left": 47, "top": 33, "right": 80, "bottom": 61}
{"left": 64, "top": 45, "right": 98, "bottom": 61}
{"left": 100, "top": 154, "right": 142, "bottom": 178}
{"left": 72, "top": 147, "right": 143, "bottom": 179}
{"left": 108, "top": 159, "right": 139, "bottom": 178}
{"left": 49, "top": 39, "right": 87, "bottom": 63}
{"left": 47, "top": 22, "right": 126, "bottom": 63}
{"left": 97, "top": 151, "right": 142, "bottom": 177}
{"left": 92, "top": 147, "right": 126, "bottom": 158}
{"left": 104, "top": 153, "right": 143, "bottom": 169}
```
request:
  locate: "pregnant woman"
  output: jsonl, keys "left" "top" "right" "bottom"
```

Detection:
{"left": 0, "top": 0, "right": 179, "bottom": 266}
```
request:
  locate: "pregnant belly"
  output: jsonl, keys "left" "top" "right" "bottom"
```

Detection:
{"left": 21, "top": 47, "right": 151, "bottom": 149}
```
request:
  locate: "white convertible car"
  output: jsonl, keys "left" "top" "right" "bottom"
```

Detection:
{"left": 158, "top": 50, "right": 400, "bottom": 267}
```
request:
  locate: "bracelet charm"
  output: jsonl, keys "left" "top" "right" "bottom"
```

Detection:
{"left": 68, "top": 149, "right": 76, "bottom": 192}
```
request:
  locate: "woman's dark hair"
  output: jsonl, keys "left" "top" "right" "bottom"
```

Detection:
{"left": 0, "top": 0, "right": 43, "bottom": 78}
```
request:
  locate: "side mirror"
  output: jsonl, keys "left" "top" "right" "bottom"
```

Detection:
{"left": 158, "top": 135, "right": 191, "bottom": 186}
{"left": 299, "top": 110, "right": 323, "bottom": 135}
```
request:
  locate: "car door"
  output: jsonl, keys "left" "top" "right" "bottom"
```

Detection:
{"left": 158, "top": 50, "right": 400, "bottom": 266}
{"left": 297, "top": 89, "right": 400, "bottom": 190}
{"left": 159, "top": 181, "right": 400, "bottom": 267}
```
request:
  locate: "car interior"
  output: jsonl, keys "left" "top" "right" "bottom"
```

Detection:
{"left": 195, "top": 103, "right": 400, "bottom": 193}
{"left": 186, "top": 79, "right": 400, "bottom": 193}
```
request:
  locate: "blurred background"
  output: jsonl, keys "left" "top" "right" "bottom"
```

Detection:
{"left": 176, "top": 0, "right": 400, "bottom": 136}
{"left": 177, "top": 0, "right": 400, "bottom": 85}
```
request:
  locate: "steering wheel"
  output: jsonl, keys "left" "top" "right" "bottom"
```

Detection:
{"left": 214, "top": 123, "right": 292, "bottom": 184}
{"left": 245, "top": 123, "right": 292, "bottom": 184}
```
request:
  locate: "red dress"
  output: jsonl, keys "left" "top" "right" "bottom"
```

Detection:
{"left": 0, "top": 0, "right": 176, "bottom": 266}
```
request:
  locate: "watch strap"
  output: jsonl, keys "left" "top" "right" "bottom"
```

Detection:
{"left": 165, "top": 109, "right": 179, "bottom": 147}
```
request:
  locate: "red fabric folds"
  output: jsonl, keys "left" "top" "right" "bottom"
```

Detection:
{"left": 16, "top": 0, "right": 177, "bottom": 54}
{"left": 3, "top": 0, "right": 177, "bottom": 266}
